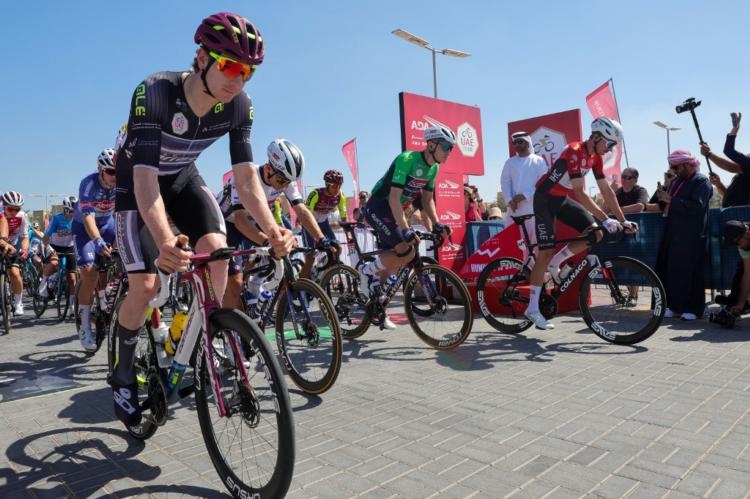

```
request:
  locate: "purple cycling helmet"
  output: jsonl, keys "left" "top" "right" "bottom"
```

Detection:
{"left": 194, "top": 12, "right": 264, "bottom": 65}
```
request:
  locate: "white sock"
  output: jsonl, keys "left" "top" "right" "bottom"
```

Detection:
{"left": 549, "top": 246, "right": 574, "bottom": 269}
{"left": 80, "top": 304, "right": 91, "bottom": 326}
{"left": 14, "top": 294, "right": 22, "bottom": 306}
{"left": 526, "top": 285, "right": 542, "bottom": 314}
{"left": 360, "top": 257, "right": 385, "bottom": 276}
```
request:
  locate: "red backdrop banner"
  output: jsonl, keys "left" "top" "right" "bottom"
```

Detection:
{"left": 433, "top": 171, "right": 466, "bottom": 271}
{"left": 586, "top": 81, "right": 623, "bottom": 180}
{"left": 507, "top": 109, "right": 583, "bottom": 171}
{"left": 341, "top": 138, "right": 359, "bottom": 199}
{"left": 399, "top": 92, "right": 484, "bottom": 175}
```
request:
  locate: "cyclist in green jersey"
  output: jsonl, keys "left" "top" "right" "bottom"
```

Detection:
{"left": 359, "top": 126, "right": 454, "bottom": 329}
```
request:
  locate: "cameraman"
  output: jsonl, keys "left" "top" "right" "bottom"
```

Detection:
{"left": 700, "top": 112, "right": 750, "bottom": 207}
{"left": 716, "top": 220, "right": 750, "bottom": 316}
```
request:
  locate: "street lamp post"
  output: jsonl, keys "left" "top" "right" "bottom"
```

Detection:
{"left": 391, "top": 28, "right": 471, "bottom": 99}
{"left": 30, "top": 193, "right": 67, "bottom": 214}
{"left": 653, "top": 121, "right": 681, "bottom": 156}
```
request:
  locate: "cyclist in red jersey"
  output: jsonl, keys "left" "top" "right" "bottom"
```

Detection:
{"left": 523, "top": 117, "right": 637, "bottom": 330}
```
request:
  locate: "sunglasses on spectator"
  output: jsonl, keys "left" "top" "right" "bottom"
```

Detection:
{"left": 621, "top": 175, "right": 636, "bottom": 180}
{"left": 208, "top": 51, "right": 256, "bottom": 82}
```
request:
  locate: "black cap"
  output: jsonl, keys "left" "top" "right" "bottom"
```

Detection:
{"left": 722, "top": 220, "right": 748, "bottom": 246}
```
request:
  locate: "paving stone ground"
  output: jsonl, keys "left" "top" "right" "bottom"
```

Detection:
{"left": 1, "top": 298, "right": 749, "bottom": 498}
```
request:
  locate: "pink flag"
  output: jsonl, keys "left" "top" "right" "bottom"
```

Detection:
{"left": 341, "top": 138, "right": 359, "bottom": 200}
{"left": 586, "top": 80, "right": 623, "bottom": 180}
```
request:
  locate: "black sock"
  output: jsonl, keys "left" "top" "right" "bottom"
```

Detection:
{"left": 113, "top": 322, "right": 141, "bottom": 386}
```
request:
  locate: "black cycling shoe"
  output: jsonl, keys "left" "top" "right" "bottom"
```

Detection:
{"left": 714, "top": 295, "right": 731, "bottom": 306}
{"left": 112, "top": 381, "right": 142, "bottom": 427}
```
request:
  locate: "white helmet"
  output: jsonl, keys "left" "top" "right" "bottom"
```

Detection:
{"left": 267, "top": 139, "right": 304, "bottom": 182}
{"left": 424, "top": 125, "right": 456, "bottom": 145}
{"left": 97, "top": 148, "right": 115, "bottom": 170}
{"left": 1, "top": 191, "right": 24, "bottom": 208}
{"left": 63, "top": 196, "right": 77, "bottom": 210}
{"left": 591, "top": 117, "right": 624, "bottom": 143}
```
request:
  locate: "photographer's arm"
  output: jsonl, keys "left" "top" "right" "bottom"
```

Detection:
{"left": 722, "top": 134, "right": 750, "bottom": 174}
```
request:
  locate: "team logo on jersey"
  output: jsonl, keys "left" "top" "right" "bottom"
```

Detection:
{"left": 172, "top": 112, "right": 188, "bottom": 135}
{"left": 416, "top": 169, "right": 423, "bottom": 176}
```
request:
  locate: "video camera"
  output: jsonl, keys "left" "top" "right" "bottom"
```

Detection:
{"left": 676, "top": 97, "right": 701, "bottom": 114}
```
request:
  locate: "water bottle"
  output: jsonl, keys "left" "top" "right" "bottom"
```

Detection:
{"left": 165, "top": 310, "right": 189, "bottom": 356}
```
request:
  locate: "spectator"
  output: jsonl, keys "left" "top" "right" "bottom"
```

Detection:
{"left": 701, "top": 112, "right": 750, "bottom": 207}
{"left": 356, "top": 191, "right": 369, "bottom": 223}
{"left": 654, "top": 150, "right": 712, "bottom": 320}
{"left": 609, "top": 168, "right": 649, "bottom": 214}
{"left": 715, "top": 220, "right": 750, "bottom": 316}
{"left": 487, "top": 206, "right": 503, "bottom": 221}
{"left": 464, "top": 184, "right": 482, "bottom": 222}
{"left": 707, "top": 172, "right": 725, "bottom": 208}
{"left": 645, "top": 170, "right": 675, "bottom": 213}
{"left": 500, "top": 130, "right": 548, "bottom": 247}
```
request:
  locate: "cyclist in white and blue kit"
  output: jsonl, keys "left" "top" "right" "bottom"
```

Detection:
{"left": 39, "top": 197, "right": 78, "bottom": 317}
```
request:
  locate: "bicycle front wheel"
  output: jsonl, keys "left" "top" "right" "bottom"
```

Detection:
{"left": 318, "top": 263, "right": 370, "bottom": 339}
{"left": 56, "top": 277, "right": 70, "bottom": 321}
{"left": 580, "top": 255, "right": 666, "bottom": 345}
{"left": 0, "top": 273, "right": 11, "bottom": 334}
{"left": 196, "top": 308, "right": 295, "bottom": 499}
{"left": 404, "top": 264, "right": 473, "bottom": 349}
{"left": 476, "top": 257, "right": 534, "bottom": 333}
{"left": 275, "top": 278, "right": 343, "bottom": 394}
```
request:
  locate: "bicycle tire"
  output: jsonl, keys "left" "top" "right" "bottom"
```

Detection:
{"left": 107, "top": 295, "right": 159, "bottom": 439}
{"left": 32, "top": 276, "right": 48, "bottom": 318}
{"left": 196, "top": 308, "right": 295, "bottom": 499}
{"left": 404, "top": 264, "right": 473, "bottom": 350}
{"left": 476, "top": 257, "right": 534, "bottom": 333}
{"left": 275, "top": 278, "right": 343, "bottom": 394}
{"left": 403, "top": 256, "right": 438, "bottom": 293}
{"left": 56, "top": 275, "right": 70, "bottom": 321}
{"left": 318, "top": 263, "right": 370, "bottom": 339}
{"left": 579, "top": 255, "right": 665, "bottom": 345}
{"left": 0, "top": 273, "right": 11, "bottom": 334}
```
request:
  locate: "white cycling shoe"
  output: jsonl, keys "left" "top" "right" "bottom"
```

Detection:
{"left": 381, "top": 316, "right": 396, "bottom": 330}
{"left": 525, "top": 311, "right": 554, "bottom": 330}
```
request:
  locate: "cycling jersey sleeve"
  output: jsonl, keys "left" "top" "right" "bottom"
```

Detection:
{"left": 390, "top": 155, "right": 411, "bottom": 188}
{"left": 228, "top": 91, "right": 254, "bottom": 166}
{"left": 285, "top": 182, "right": 303, "bottom": 205}
{"left": 44, "top": 216, "right": 58, "bottom": 238}
{"left": 338, "top": 192, "right": 347, "bottom": 221}
{"left": 78, "top": 176, "right": 97, "bottom": 218}
{"left": 591, "top": 155, "right": 606, "bottom": 180}
{"left": 126, "top": 76, "right": 169, "bottom": 170}
{"left": 305, "top": 189, "right": 320, "bottom": 211}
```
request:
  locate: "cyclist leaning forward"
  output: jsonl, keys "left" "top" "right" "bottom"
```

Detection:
{"left": 220, "top": 138, "right": 337, "bottom": 311}
{"left": 301, "top": 169, "right": 347, "bottom": 277}
{"left": 72, "top": 148, "right": 117, "bottom": 352}
{"left": 39, "top": 197, "right": 78, "bottom": 316}
{"left": 358, "top": 126, "right": 454, "bottom": 330}
{"left": 1, "top": 191, "right": 30, "bottom": 316}
{"left": 523, "top": 117, "right": 637, "bottom": 330}
{"left": 110, "top": 12, "right": 294, "bottom": 427}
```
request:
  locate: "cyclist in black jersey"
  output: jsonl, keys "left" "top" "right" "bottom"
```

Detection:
{"left": 110, "top": 12, "right": 295, "bottom": 427}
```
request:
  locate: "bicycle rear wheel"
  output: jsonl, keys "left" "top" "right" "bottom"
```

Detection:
{"left": 580, "top": 255, "right": 666, "bottom": 345}
{"left": 275, "top": 278, "right": 343, "bottom": 394}
{"left": 0, "top": 273, "right": 11, "bottom": 334}
{"left": 56, "top": 276, "right": 70, "bottom": 321}
{"left": 404, "top": 264, "right": 473, "bottom": 349}
{"left": 318, "top": 263, "right": 370, "bottom": 339}
{"left": 476, "top": 257, "right": 534, "bottom": 333}
{"left": 196, "top": 308, "right": 295, "bottom": 499}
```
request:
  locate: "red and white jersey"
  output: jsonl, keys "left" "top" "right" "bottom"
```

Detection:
{"left": 3, "top": 210, "right": 30, "bottom": 247}
{"left": 535, "top": 141, "right": 605, "bottom": 197}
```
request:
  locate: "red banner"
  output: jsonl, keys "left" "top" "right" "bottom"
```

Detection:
{"left": 399, "top": 92, "right": 484, "bottom": 175}
{"left": 585, "top": 80, "right": 623, "bottom": 180}
{"left": 433, "top": 171, "right": 466, "bottom": 272}
{"left": 341, "top": 138, "right": 359, "bottom": 200}
{"left": 508, "top": 109, "right": 583, "bottom": 171}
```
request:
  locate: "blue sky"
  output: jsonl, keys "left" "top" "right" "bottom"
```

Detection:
{"left": 2, "top": 1, "right": 749, "bottom": 212}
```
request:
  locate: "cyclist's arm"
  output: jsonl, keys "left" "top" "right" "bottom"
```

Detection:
{"left": 593, "top": 177, "right": 626, "bottom": 222}
{"left": 232, "top": 163, "right": 281, "bottom": 240}
{"left": 387, "top": 186, "right": 409, "bottom": 231}
{"left": 233, "top": 212, "right": 268, "bottom": 245}
{"left": 570, "top": 177, "right": 611, "bottom": 222}
{"left": 133, "top": 167, "right": 174, "bottom": 247}
{"left": 420, "top": 189, "right": 437, "bottom": 231}
{"left": 293, "top": 203, "right": 325, "bottom": 241}
{"left": 82, "top": 213, "right": 103, "bottom": 241}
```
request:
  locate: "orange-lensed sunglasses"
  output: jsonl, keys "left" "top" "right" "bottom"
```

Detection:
{"left": 208, "top": 51, "right": 256, "bottom": 82}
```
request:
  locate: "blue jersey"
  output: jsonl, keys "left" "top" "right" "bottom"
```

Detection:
{"left": 74, "top": 172, "right": 116, "bottom": 227}
{"left": 45, "top": 213, "right": 74, "bottom": 247}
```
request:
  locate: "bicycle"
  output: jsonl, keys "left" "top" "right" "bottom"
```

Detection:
{"left": 32, "top": 251, "right": 75, "bottom": 321}
{"left": 74, "top": 250, "right": 127, "bottom": 354}
{"left": 0, "top": 255, "right": 13, "bottom": 334}
{"left": 319, "top": 222, "right": 473, "bottom": 350}
{"left": 21, "top": 256, "right": 40, "bottom": 300}
{"left": 107, "top": 246, "right": 295, "bottom": 498}
{"left": 240, "top": 246, "right": 343, "bottom": 395}
{"left": 475, "top": 215, "right": 666, "bottom": 345}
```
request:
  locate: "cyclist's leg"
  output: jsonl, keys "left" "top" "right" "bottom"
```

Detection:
{"left": 8, "top": 254, "right": 23, "bottom": 312}
{"left": 38, "top": 247, "right": 57, "bottom": 296}
{"left": 361, "top": 197, "right": 414, "bottom": 281}
{"left": 546, "top": 198, "right": 599, "bottom": 278}
{"left": 524, "top": 195, "right": 561, "bottom": 329}
{"left": 300, "top": 227, "right": 316, "bottom": 278}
